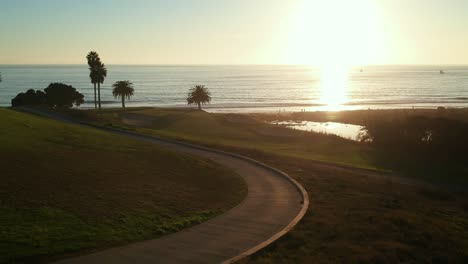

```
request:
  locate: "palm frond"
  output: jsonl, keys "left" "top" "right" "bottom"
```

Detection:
{"left": 112, "top": 80, "right": 135, "bottom": 99}
{"left": 186, "top": 85, "right": 211, "bottom": 106}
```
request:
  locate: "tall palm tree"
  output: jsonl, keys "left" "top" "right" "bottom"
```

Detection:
{"left": 112, "top": 80, "right": 134, "bottom": 108}
{"left": 86, "top": 51, "right": 99, "bottom": 109}
{"left": 95, "top": 62, "right": 107, "bottom": 110}
{"left": 86, "top": 51, "right": 107, "bottom": 110}
{"left": 187, "top": 85, "right": 211, "bottom": 110}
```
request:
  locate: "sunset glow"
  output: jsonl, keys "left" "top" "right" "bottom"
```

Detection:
{"left": 286, "top": 0, "right": 385, "bottom": 110}
{"left": 1, "top": 0, "right": 468, "bottom": 65}
{"left": 288, "top": 0, "right": 385, "bottom": 66}
{"left": 319, "top": 64, "right": 349, "bottom": 110}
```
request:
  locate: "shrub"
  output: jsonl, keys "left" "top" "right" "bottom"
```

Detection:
{"left": 11, "top": 89, "right": 46, "bottom": 107}
{"left": 361, "top": 116, "right": 468, "bottom": 173}
{"left": 44, "top": 83, "right": 84, "bottom": 108}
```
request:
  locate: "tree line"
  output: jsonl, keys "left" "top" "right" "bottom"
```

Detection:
{"left": 9, "top": 51, "right": 212, "bottom": 110}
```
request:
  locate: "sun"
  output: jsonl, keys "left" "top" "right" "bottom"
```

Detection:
{"left": 286, "top": 0, "right": 384, "bottom": 110}
{"left": 288, "top": 0, "right": 384, "bottom": 65}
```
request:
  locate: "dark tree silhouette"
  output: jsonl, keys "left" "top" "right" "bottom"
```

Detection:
{"left": 86, "top": 51, "right": 99, "bottom": 109}
{"left": 187, "top": 85, "right": 211, "bottom": 110}
{"left": 44, "top": 83, "right": 84, "bottom": 108}
{"left": 112, "top": 80, "right": 134, "bottom": 108}
{"left": 95, "top": 62, "right": 107, "bottom": 110}
{"left": 86, "top": 51, "right": 107, "bottom": 110}
{"left": 11, "top": 89, "right": 46, "bottom": 107}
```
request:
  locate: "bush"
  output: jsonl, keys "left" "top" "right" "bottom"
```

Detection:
{"left": 44, "top": 83, "right": 84, "bottom": 108}
{"left": 11, "top": 89, "right": 46, "bottom": 107}
{"left": 361, "top": 116, "right": 468, "bottom": 174}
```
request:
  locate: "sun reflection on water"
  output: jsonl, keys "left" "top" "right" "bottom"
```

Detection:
{"left": 319, "top": 64, "right": 349, "bottom": 111}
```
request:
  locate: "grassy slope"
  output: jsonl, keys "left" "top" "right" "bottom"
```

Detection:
{"left": 67, "top": 108, "right": 372, "bottom": 169}
{"left": 0, "top": 109, "right": 246, "bottom": 263}
{"left": 235, "top": 152, "right": 468, "bottom": 263}
{"left": 68, "top": 107, "right": 468, "bottom": 263}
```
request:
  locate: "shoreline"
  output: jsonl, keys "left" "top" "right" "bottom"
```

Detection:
{"left": 56, "top": 104, "right": 468, "bottom": 114}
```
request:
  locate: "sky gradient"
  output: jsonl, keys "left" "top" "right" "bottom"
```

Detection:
{"left": 1, "top": 0, "right": 467, "bottom": 65}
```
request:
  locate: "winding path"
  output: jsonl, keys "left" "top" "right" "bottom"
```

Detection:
{"left": 20, "top": 108, "right": 308, "bottom": 264}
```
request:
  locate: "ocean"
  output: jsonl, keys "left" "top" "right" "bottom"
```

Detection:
{"left": 0, "top": 65, "right": 467, "bottom": 112}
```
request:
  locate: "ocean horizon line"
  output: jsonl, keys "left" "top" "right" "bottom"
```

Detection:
{"left": 2, "top": 63, "right": 468, "bottom": 67}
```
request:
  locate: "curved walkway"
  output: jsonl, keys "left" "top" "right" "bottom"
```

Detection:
{"left": 19, "top": 108, "right": 308, "bottom": 264}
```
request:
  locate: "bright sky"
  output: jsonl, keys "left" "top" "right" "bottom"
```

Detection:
{"left": 1, "top": 0, "right": 467, "bottom": 65}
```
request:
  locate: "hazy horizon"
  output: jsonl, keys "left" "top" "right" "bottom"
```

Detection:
{"left": 1, "top": 0, "right": 468, "bottom": 65}
{"left": 2, "top": 63, "right": 468, "bottom": 66}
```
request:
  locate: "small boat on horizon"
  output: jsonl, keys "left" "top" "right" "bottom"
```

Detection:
{"left": 440, "top": 70, "right": 445, "bottom": 74}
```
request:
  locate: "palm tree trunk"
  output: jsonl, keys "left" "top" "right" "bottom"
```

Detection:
{"left": 98, "top": 83, "right": 102, "bottom": 110}
{"left": 122, "top": 97, "right": 125, "bottom": 108}
{"left": 93, "top": 83, "right": 97, "bottom": 109}
{"left": 198, "top": 102, "right": 201, "bottom": 110}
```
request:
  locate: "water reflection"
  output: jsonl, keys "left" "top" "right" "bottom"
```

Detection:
{"left": 272, "top": 120, "right": 364, "bottom": 141}
{"left": 319, "top": 65, "right": 349, "bottom": 111}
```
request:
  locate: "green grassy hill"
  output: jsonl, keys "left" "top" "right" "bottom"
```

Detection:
{"left": 68, "top": 107, "right": 371, "bottom": 169}
{"left": 0, "top": 108, "right": 246, "bottom": 263}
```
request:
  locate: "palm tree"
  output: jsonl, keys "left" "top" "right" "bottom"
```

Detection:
{"left": 86, "top": 51, "right": 99, "bottom": 109}
{"left": 95, "top": 62, "right": 107, "bottom": 110}
{"left": 187, "top": 85, "right": 211, "bottom": 110}
{"left": 112, "top": 80, "right": 134, "bottom": 108}
{"left": 86, "top": 51, "right": 107, "bottom": 110}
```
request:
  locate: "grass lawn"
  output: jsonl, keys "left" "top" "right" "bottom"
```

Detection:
{"left": 0, "top": 108, "right": 246, "bottom": 263}
{"left": 65, "top": 107, "right": 372, "bottom": 169}
{"left": 65, "top": 107, "right": 468, "bottom": 263}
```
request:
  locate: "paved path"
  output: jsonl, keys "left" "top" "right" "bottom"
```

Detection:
{"left": 19, "top": 108, "right": 308, "bottom": 264}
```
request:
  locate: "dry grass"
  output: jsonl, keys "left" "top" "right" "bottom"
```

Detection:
{"left": 229, "top": 150, "right": 468, "bottom": 264}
